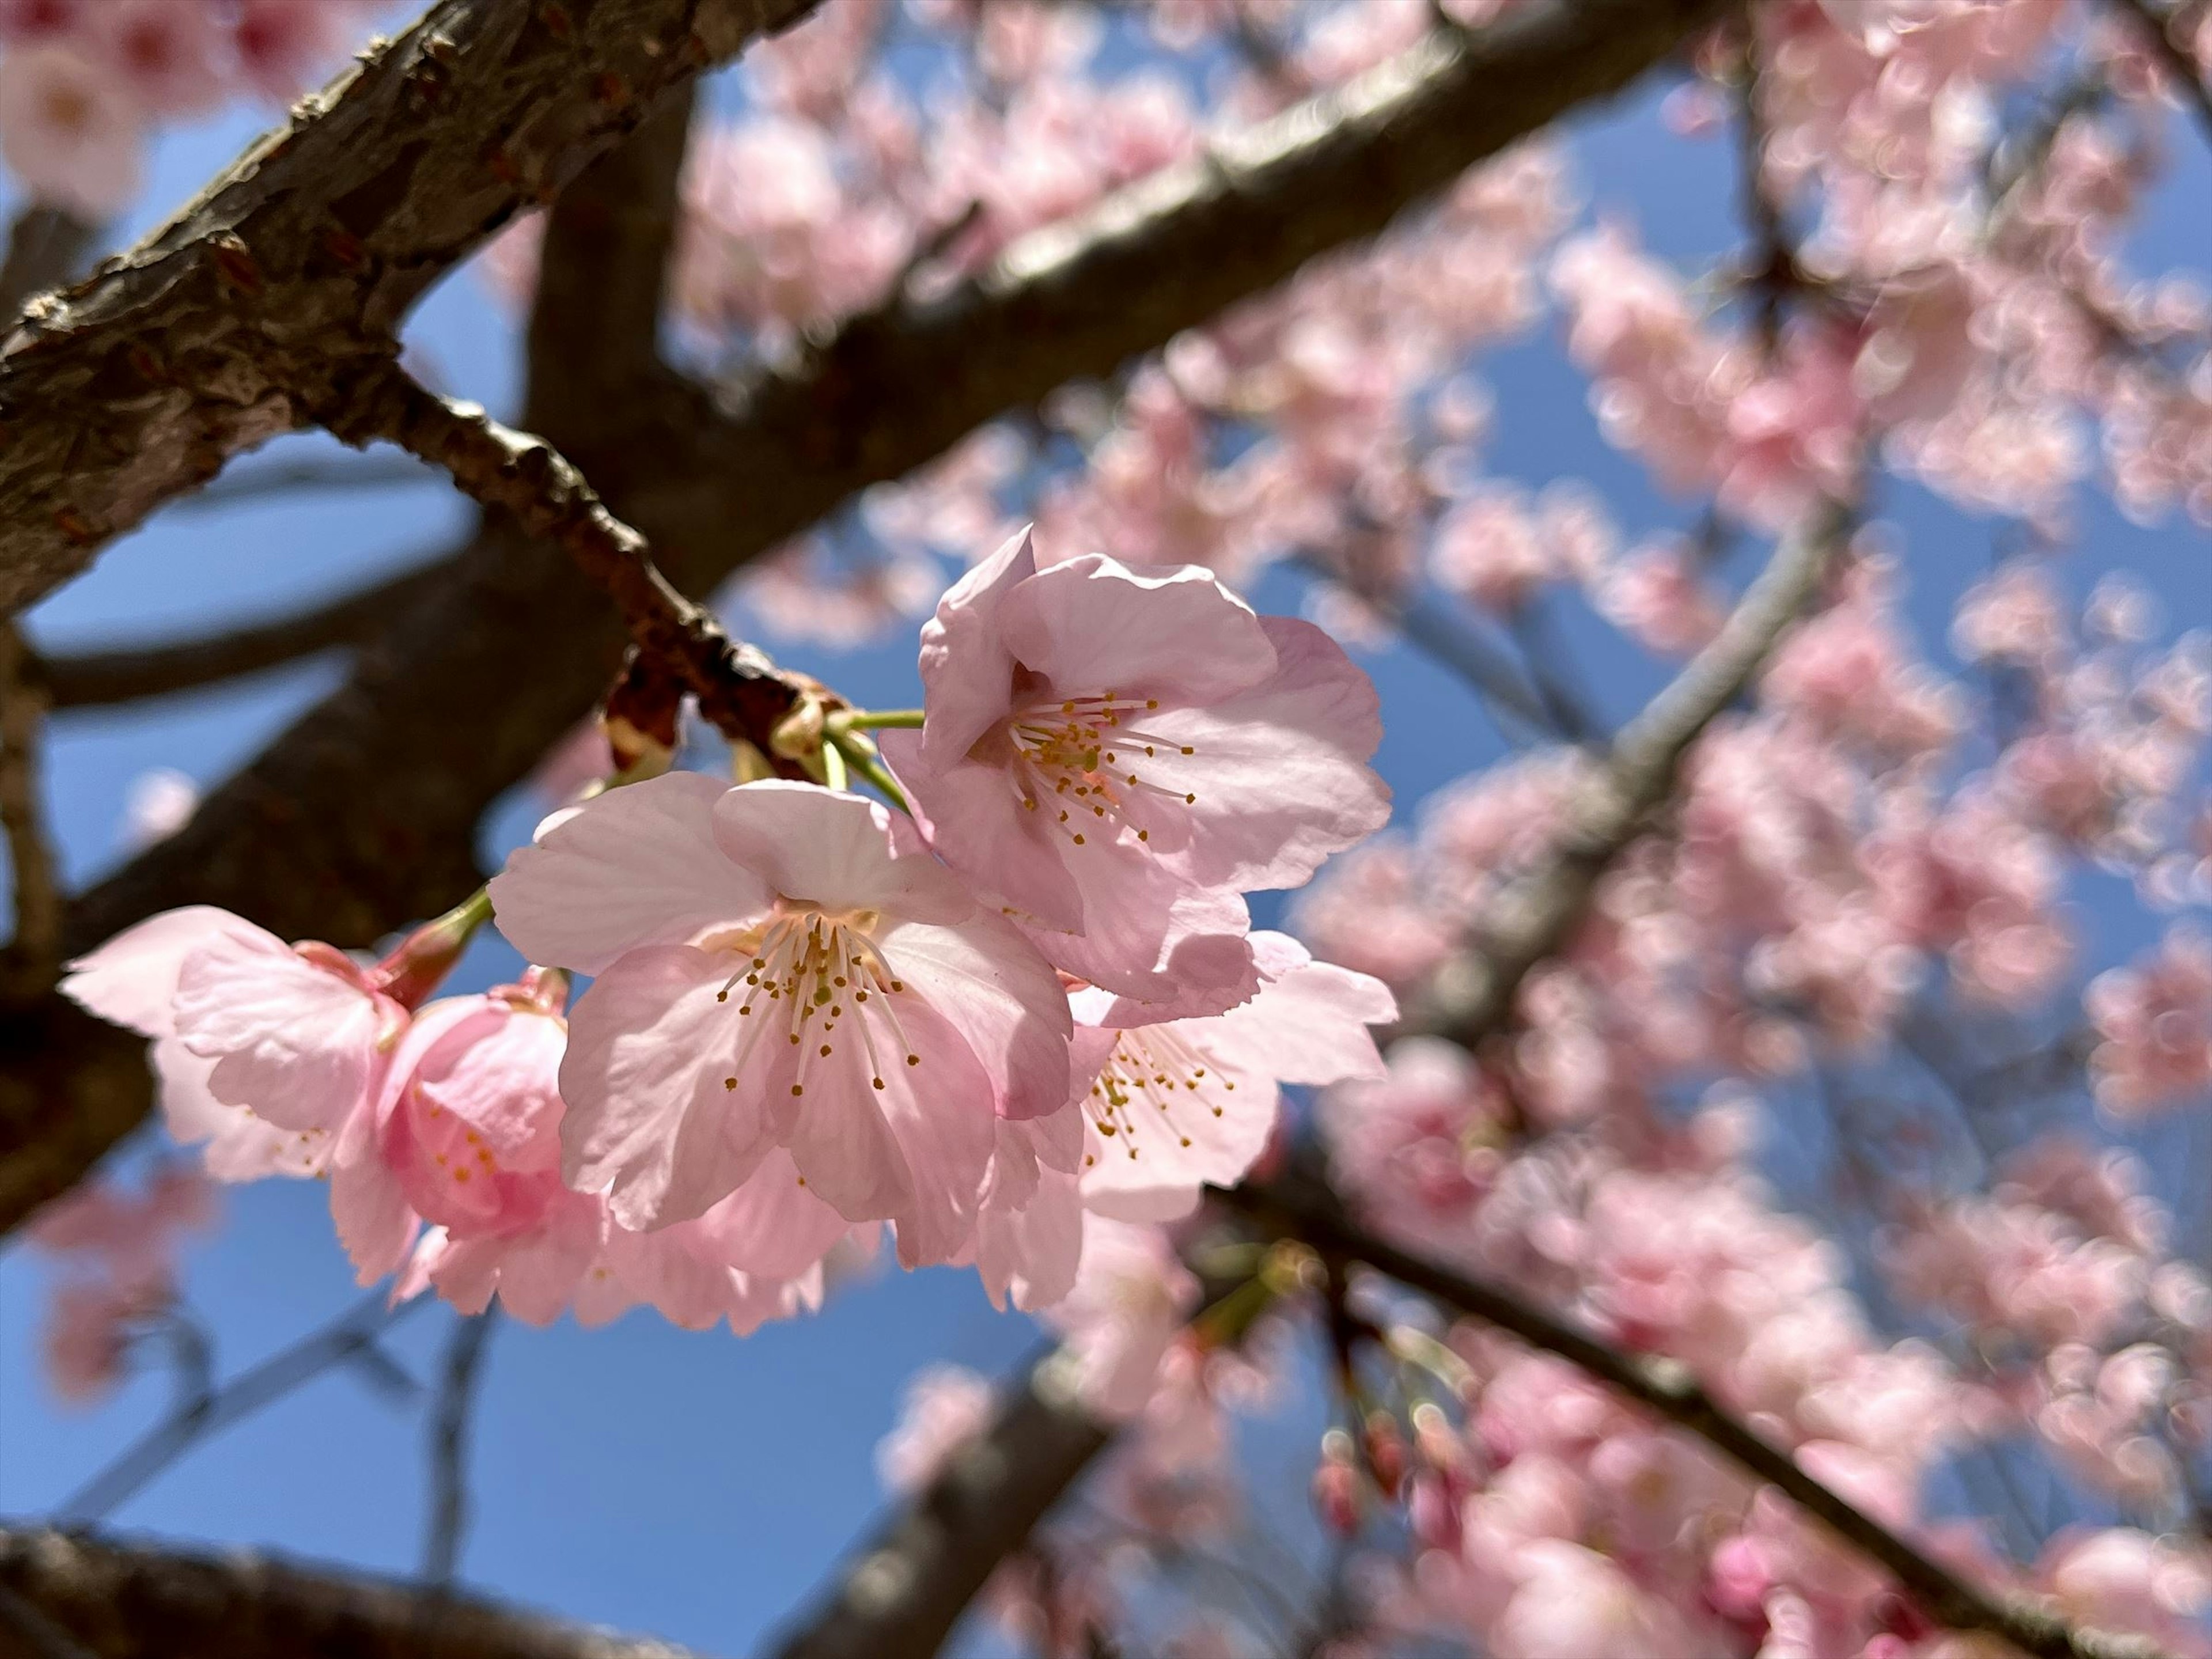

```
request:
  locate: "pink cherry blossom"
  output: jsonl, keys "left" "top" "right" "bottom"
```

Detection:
{"left": 1042, "top": 1214, "right": 1199, "bottom": 1418}
{"left": 0, "top": 43, "right": 142, "bottom": 217}
{"left": 1072, "top": 930, "right": 1394, "bottom": 1221}
{"left": 882, "top": 528, "right": 1389, "bottom": 1017}
{"left": 28, "top": 1165, "right": 215, "bottom": 1404}
{"left": 329, "top": 970, "right": 571, "bottom": 1285}
{"left": 490, "top": 774, "right": 1073, "bottom": 1253}
{"left": 2086, "top": 928, "right": 2212, "bottom": 1117}
{"left": 62, "top": 906, "right": 402, "bottom": 1177}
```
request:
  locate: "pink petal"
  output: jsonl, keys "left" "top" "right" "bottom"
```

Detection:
{"left": 172, "top": 929, "right": 389, "bottom": 1134}
{"left": 915, "top": 526, "right": 1037, "bottom": 765}
{"left": 781, "top": 993, "right": 998, "bottom": 1268}
{"left": 690, "top": 1149, "right": 850, "bottom": 1281}
{"left": 1122, "top": 616, "right": 1389, "bottom": 893}
{"left": 877, "top": 740, "right": 1086, "bottom": 933}
{"left": 329, "top": 1154, "right": 419, "bottom": 1285}
{"left": 558, "top": 945, "right": 781, "bottom": 1228}
{"left": 490, "top": 770, "right": 772, "bottom": 975}
{"left": 874, "top": 910, "right": 1073, "bottom": 1120}
{"left": 709, "top": 781, "right": 967, "bottom": 923}
{"left": 63, "top": 907, "right": 270, "bottom": 1038}
{"left": 997, "top": 555, "right": 1279, "bottom": 707}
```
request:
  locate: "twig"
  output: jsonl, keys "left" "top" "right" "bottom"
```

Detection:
{"left": 1408, "top": 501, "right": 1853, "bottom": 1046}
{"left": 1227, "top": 1175, "right": 2168, "bottom": 1659}
{"left": 319, "top": 359, "right": 826, "bottom": 768}
{"left": 59, "top": 1290, "right": 421, "bottom": 1524}
{"left": 0, "top": 620, "right": 62, "bottom": 1001}
{"left": 32, "top": 559, "right": 451, "bottom": 710}
{"left": 423, "top": 1309, "right": 500, "bottom": 1589}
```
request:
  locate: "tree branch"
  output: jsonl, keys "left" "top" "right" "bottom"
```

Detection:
{"left": 319, "top": 358, "right": 824, "bottom": 761}
{"left": 59, "top": 1289, "right": 420, "bottom": 1526}
{"left": 31, "top": 560, "right": 452, "bottom": 710}
{"left": 0, "top": 0, "right": 822, "bottom": 616}
{"left": 0, "top": 1529, "right": 710, "bottom": 1659}
{"left": 1229, "top": 1176, "right": 2165, "bottom": 1659}
{"left": 760, "top": 1349, "right": 1113, "bottom": 1659}
{"left": 1406, "top": 500, "right": 1852, "bottom": 1047}
{"left": 0, "top": 0, "right": 1722, "bottom": 1237}
{"left": 423, "top": 1309, "right": 501, "bottom": 1590}
{"left": 0, "top": 620, "right": 62, "bottom": 999}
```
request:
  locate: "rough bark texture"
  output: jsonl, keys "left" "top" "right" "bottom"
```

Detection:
{"left": 0, "top": 1529, "right": 709, "bottom": 1659}
{"left": 0, "top": 0, "right": 820, "bottom": 615}
{"left": 0, "top": 0, "right": 1723, "bottom": 1237}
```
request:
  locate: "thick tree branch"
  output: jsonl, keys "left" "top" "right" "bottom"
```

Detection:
{"left": 0, "top": 0, "right": 821, "bottom": 616}
{"left": 32, "top": 560, "right": 450, "bottom": 710}
{"left": 1229, "top": 1177, "right": 2163, "bottom": 1659}
{"left": 0, "top": 1529, "right": 708, "bottom": 1659}
{"left": 0, "top": 0, "right": 1721, "bottom": 1237}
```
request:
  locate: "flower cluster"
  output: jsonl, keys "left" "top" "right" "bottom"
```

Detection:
{"left": 0, "top": 0, "right": 383, "bottom": 217}
{"left": 65, "top": 532, "right": 1395, "bottom": 1341}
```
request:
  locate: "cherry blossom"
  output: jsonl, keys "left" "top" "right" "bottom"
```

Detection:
{"left": 882, "top": 528, "right": 1389, "bottom": 1016}
{"left": 490, "top": 774, "right": 1073, "bottom": 1252}
{"left": 1071, "top": 930, "right": 1395, "bottom": 1221}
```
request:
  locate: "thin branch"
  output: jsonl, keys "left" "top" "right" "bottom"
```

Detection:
{"left": 1227, "top": 1175, "right": 2166, "bottom": 1659}
{"left": 1407, "top": 501, "right": 1853, "bottom": 1046}
{"left": 0, "top": 1528, "right": 710, "bottom": 1659}
{"left": 32, "top": 559, "right": 452, "bottom": 710}
{"left": 423, "top": 1309, "right": 500, "bottom": 1589}
{"left": 0, "top": 0, "right": 1727, "bottom": 1237}
{"left": 0, "top": 619, "right": 62, "bottom": 999}
{"left": 0, "top": 0, "right": 823, "bottom": 616}
{"left": 2108, "top": 0, "right": 2212, "bottom": 149}
{"left": 59, "top": 1289, "right": 421, "bottom": 1525}
{"left": 319, "top": 357, "right": 825, "bottom": 763}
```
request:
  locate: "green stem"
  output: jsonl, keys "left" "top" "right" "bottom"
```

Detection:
{"left": 822, "top": 738, "right": 850, "bottom": 792}
{"left": 828, "top": 707, "right": 926, "bottom": 733}
{"left": 832, "top": 733, "right": 911, "bottom": 813}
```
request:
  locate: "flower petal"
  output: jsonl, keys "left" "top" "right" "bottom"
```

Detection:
{"left": 875, "top": 910, "right": 1073, "bottom": 1119}
{"left": 997, "top": 555, "right": 1278, "bottom": 706}
{"left": 558, "top": 946, "right": 779, "bottom": 1228}
{"left": 491, "top": 770, "right": 772, "bottom": 974}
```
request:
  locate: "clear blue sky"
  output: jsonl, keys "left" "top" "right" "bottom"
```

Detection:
{"left": 0, "top": 41, "right": 2206, "bottom": 1657}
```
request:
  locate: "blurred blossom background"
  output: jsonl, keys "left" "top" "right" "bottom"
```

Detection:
{"left": 2, "top": 0, "right": 2212, "bottom": 1654}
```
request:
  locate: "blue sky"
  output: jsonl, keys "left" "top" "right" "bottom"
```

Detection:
{"left": 0, "top": 37, "right": 2207, "bottom": 1657}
